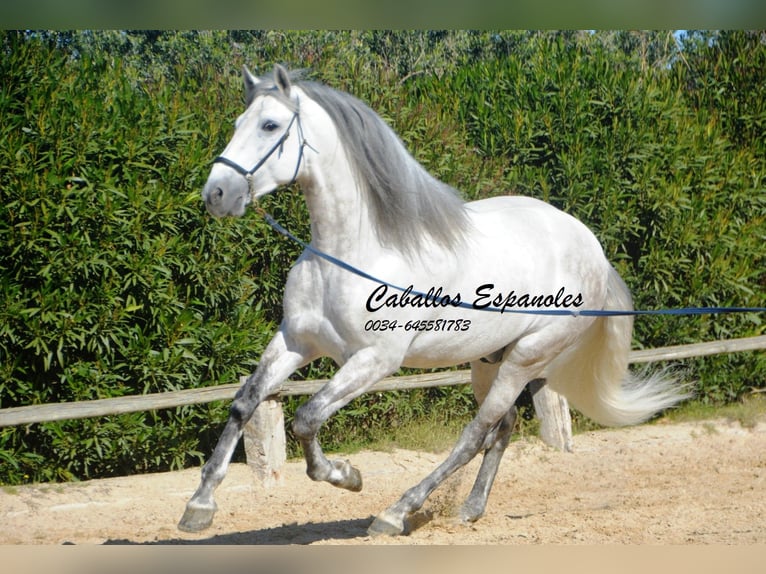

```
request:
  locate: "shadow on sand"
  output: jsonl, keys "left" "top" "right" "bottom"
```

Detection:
{"left": 102, "top": 509, "right": 436, "bottom": 545}
{"left": 103, "top": 516, "right": 374, "bottom": 545}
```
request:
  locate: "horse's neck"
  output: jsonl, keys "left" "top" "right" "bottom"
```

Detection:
{"left": 300, "top": 161, "right": 380, "bottom": 261}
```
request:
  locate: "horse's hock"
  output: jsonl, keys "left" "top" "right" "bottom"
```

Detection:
{"left": 241, "top": 377, "right": 573, "bottom": 487}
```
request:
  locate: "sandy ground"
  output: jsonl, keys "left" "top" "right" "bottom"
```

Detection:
{"left": 2, "top": 416, "right": 765, "bottom": 546}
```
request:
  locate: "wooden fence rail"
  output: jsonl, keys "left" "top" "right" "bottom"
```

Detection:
{"left": 2, "top": 334, "right": 765, "bottom": 428}
{"left": 2, "top": 334, "right": 764, "bottom": 487}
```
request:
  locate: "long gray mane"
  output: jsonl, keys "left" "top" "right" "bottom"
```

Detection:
{"left": 251, "top": 68, "right": 470, "bottom": 255}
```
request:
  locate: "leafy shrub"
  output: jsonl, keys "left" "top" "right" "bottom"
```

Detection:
{"left": 0, "top": 32, "right": 275, "bottom": 482}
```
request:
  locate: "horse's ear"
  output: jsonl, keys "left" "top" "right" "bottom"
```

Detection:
{"left": 274, "top": 64, "right": 291, "bottom": 96}
{"left": 243, "top": 65, "right": 259, "bottom": 105}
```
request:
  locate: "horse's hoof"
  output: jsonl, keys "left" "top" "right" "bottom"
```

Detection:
{"left": 343, "top": 462, "right": 363, "bottom": 492}
{"left": 368, "top": 512, "right": 405, "bottom": 537}
{"left": 178, "top": 503, "right": 217, "bottom": 533}
{"left": 459, "top": 500, "right": 485, "bottom": 524}
{"left": 331, "top": 459, "right": 363, "bottom": 492}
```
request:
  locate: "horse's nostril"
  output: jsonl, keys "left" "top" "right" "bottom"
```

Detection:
{"left": 214, "top": 187, "right": 224, "bottom": 199}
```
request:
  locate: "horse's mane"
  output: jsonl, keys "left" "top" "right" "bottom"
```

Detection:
{"left": 252, "top": 69, "right": 470, "bottom": 255}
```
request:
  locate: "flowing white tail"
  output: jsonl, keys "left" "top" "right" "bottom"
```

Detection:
{"left": 547, "top": 265, "right": 691, "bottom": 427}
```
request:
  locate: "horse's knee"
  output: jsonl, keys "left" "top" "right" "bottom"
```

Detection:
{"left": 229, "top": 399, "right": 253, "bottom": 425}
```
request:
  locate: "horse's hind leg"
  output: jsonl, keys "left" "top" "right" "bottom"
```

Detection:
{"left": 456, "top": 359, "right": 517, "bottom": 523}
{"left": 368, "top": 347, "right": 545, "bottom": 536}
{"left": 178, "top": 329, "right": 313, "bottom": 532}
{"left": 459, "top": 407, "right": 517, "bottom": 523}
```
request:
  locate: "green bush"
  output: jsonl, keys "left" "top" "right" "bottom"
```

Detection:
{"left": 1, "top": 31, "right": 763, "bottom": 485}
{"left": 0, "top": 31, "right": 276, "bottom": 482}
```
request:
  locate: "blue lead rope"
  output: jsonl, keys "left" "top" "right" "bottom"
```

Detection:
{"left": 256, "top": 208, "right": 766, "bottom": 318}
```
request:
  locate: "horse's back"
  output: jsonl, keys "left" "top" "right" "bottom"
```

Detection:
{"left": 464, "top": 194, "right": 606, "bottom": 264}
{"left": 466, "top": 194, "right": 584, "bottom": 227}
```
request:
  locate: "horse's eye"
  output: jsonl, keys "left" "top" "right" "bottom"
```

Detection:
{"left": 262, "top": 120, "right": 279, "bottom": 132}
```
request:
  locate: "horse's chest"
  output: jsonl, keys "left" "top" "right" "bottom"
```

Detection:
{"left": 282, "top": 261, "right": 367, "bottom": 348}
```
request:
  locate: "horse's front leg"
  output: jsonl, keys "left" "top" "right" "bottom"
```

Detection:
{"left": 178, "top": 329, "right": 314, "bottom": 533}
{"left": 292, "top": 347, "right": 398, "bottom": 493}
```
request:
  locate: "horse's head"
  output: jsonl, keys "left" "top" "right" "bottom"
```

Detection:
{"left": 202, "top": 65, "right": 305, "bottom": 217}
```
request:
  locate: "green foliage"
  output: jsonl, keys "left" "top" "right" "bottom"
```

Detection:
{"left": 0, "top": 31, "right": 273, "bottom": 483}
{"left": 0, "top": 31, "right": 764, "bottom": 484}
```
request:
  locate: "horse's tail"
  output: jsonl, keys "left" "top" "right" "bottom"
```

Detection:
{"left": 545, "top": 265, "right": 691, "bottom": 427}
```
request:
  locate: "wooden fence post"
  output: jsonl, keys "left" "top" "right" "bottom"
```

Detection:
{"left": 528, "top": 379, "right": 573, "bottom": 452}
{"left": 242, "top": 384, "right": 286, "bottom": 487}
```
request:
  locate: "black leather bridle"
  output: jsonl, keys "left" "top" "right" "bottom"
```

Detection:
{"left": 212, "top": 101, "right": 315, "bottom": 200}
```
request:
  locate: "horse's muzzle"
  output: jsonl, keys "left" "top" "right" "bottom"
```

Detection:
{"left": 202, "top": 180, "right": 248, "bottom": 218}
